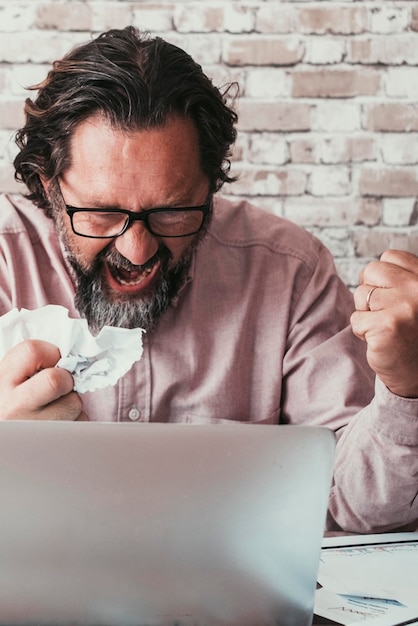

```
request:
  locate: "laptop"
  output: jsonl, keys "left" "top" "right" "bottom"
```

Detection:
{"left": 0, "top": 421, "right": 335, "bottom": 626}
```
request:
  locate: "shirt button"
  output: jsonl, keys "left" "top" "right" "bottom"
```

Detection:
{"left": 128, "top": 406, "right": 141, "bottom": 421}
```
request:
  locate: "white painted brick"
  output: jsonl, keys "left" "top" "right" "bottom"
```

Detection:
{"left": 358, "top": 166, "right": 418, "bottom": 198}
{"left": 163, "top": 34, "right": 222, "bottom": 65}
{"left": 0, "top": 161, "right": 20, "bottom": 194}
{"left": 335, "top": 258, "right": 368, "bottom": 288}
{"left": 0, "top": 3, "right": 36, "bottom": 30}
{"left": 386, "top": 68, "right": 418, "bottom": 99}
{"left": 0, "top": 98, "right": 26, "bottom": 129}
{"left": 232, "top": 166, "right": 307, "bottom": 196}
{"left": 255, "top": 6, "right": 297, "bottom": 35}
{"left": 7, "top": 64, "right": 47, "bottom": 96}
{"left": 36, "top": 1, "right": 92, "bottom": 31}
{"left": 309, "top": 165, "right": 351, "bottom": 196}
{"left": 305, "top": 38, "right": 345, "bottom": 64}
{"left": 0, "top": 31, "right": 88, "bottom": 63}
{"left": 91, "top": 4, "right": 133, "bottom": 31}
{"left": 132, "top": 6, "right": 174, "bottom": 32}
{"left": 236, "top": 100, "right": 311, "bottom": 132}
{"left": 224, "top": 4, "right": 255, "bottom": 34}
{"left": 348, "top": 35, "right": 418, "bottom": 66}
{"left": 320, "top": 137, "right": 354, "bottom": 164}
{"left": 206, "top": 65, "right": 246, "bottom": 90}
{"left": 0, "top": 130, "right": 17, "bottom": 161}
{"left": 231, "top": 132, "right": 247, "bottom": 163}
{"left": 382, "top": 199, "right": 417, "bottom": 227}
{"left": 174, "top": 4, "right": 224, "bottom": 33}
{"left": 313, "top": 102, "right": 361, "bottom": 132}
{"left": 284, "top": 197, "right": 380, "bottom": 227}
{"left": 248, "top": 133, "right": 289, "bottom": 165}
{"left": 224, "top": 36, "right": 304, "bottom": 67}
{"left": 310, "top": 228, "right": 353, "bottom": 258}
{"left": 320, "top": 135, "right": 377, "bottom": 164}
{"left": 380, "top": 134, "right": 418, "bottom": 165}
{"left": 289, "top": 137, "right": 319, "bottom": 164}
{"left": 354, "top": 228, "right": 418, "bottom": 258}
{"left": 370, "top": 6, "right": 410, "bottom": 34}
{"left": 245, "top": 68, "right": 289, "bottom": 98}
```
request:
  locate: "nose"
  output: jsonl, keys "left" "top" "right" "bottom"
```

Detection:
{"left": 114, "top": 222, "right": 159, "bottom": 266}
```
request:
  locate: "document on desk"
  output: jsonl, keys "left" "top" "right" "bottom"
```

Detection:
{"left": 314, "top": 532, "right": 418, "bottom": 626}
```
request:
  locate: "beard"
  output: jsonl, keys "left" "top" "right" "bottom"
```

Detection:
{"left": 49, "top": 183, "right": 212, "bottom": 335}
{"left": 69, "top": 243, "right": 194, "bottom": 335}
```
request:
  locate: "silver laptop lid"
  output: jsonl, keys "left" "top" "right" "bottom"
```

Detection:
{"left": 0, "top": 422, "right": 335, "bottom": 626}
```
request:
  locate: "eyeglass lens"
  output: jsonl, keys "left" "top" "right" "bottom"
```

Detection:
{"left": 71, "top": 208, "right": 205, "bottom": 238}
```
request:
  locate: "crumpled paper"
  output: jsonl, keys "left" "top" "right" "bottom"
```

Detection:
{"left": 0, "top": 305, "right": 144, "bottom": 393}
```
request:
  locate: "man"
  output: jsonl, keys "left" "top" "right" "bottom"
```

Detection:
{"left": 0, "top": 26, "right": 417, "bottom": 533}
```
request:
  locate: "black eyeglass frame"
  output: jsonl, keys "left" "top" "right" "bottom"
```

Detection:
{"left": 64, "top": 202, "right": 211, "bottom": 239}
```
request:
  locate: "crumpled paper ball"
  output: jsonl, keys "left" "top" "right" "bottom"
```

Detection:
{"left": 0, "top": 305, "right": 144, "bottom": 393}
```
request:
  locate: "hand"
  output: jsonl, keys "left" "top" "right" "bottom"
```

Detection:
{"left": 0, "top": 339, "right": 88, "bottom": 420}
{"left": 351, "top": 250, "right": 418, "bottom": 398}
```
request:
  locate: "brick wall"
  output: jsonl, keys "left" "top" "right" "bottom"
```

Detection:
{"left": 1, "top": 0, "right": 418, "bottom": 287}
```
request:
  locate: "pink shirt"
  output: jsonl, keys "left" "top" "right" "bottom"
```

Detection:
{"left": 1, "top": 192, "right": 418, "bottom": 533}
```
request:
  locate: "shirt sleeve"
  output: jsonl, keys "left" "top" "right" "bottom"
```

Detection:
{"left": 281, "top": 243, "right": 418, "bottom": 533}
{"left": 328, "top": 378, "right": 418, "bottom": 533}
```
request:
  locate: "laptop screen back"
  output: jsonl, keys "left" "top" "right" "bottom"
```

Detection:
{"left": 0, "top": 421, "right": 335, "bottom": 626}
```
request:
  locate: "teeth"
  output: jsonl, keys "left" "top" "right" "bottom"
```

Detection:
{"left": 113, "top": 266, "right": 152, "bottom": 286}
{"left": 118, "top": 276, "right": 144, "bottom": 286}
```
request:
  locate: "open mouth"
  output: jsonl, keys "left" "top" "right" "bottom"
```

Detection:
{"left": 110, "top": 264, "right": 153, "bottom": 285}
{"left": 104, "top": 260, "right": 160, "bottom": 295}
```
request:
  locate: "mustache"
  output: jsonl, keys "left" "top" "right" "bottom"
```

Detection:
{"left": 100, "top": 244, "right": 172, "bottom": 273}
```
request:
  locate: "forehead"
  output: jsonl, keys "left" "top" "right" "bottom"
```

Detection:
{"left": 63, "top": 113, "right": 206, "bottom": 206}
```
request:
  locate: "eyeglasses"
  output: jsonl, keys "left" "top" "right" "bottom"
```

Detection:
{"left": 57, "top": 182, "right": 211, "bottom": 239}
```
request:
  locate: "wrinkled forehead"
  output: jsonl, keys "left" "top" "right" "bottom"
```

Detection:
{"left": 61, "top": 113, "right": 209, "bottom": 209}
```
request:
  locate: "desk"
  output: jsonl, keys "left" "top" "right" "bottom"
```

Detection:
{"left": 312, "top": 532, "right": 354, "bottom": 625}
{"left": 312, "top": 531, "right": 418, "bottom": 626}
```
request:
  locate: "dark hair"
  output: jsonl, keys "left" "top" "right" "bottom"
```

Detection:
{"left": 14, "top": 26, "right": 238, "bottom": 212}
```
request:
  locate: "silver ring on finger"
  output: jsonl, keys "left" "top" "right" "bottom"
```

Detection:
{"left": 366, "top": 286, "right": 378, "bottom": 311}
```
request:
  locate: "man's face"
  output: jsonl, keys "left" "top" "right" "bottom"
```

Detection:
{"left": 49, "top": 113, "right": 210, "bottom": 333}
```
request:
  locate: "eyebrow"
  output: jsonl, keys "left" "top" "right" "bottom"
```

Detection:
{"left": 65, "top": 201, "right": 205, "bottom": 212}
{"left": 57, "top": 179, "right": 206, "bottom": 212}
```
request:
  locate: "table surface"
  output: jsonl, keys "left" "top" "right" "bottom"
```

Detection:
{"left": 313, "top": 617, "right": 339, "bottom": 625}
{"left": 312, "top": 530, "right": 418, "bottom": 626}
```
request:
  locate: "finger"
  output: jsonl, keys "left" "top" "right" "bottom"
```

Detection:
{"left": 350, "top": 309, "right": 390, "bottom": 345}
{"left": 379, "top": 249, "right": 418, "bottom": 274}
{"left": 353, "top": 284, "right": 391, "bottom": 312}
{"left": 350, "top": 309, "right": 376, "bottom": 341}
{"left": 353, "top": 284, "right": 369, "bottom": 312}
{"left": 361, "top": 254, "right": 418, "bottom": 289}
{"left": 40, "top": 391, "right": 84, "bottom": 421}
{"left": 5, "top": 388, "right": 84, "bottom": 421}
{"left": 19, "top": 366, "right": 75, "bottom": 410}
{"left": 37, "top": 391, "right": 84, "bottom": 421}
{"left": 76, "top": 410, "right": 89, "bottom": 422}
{"left": 352, "top": 295, "right": 418, "bottom": 345}
{"left": 358, "top": 260, "right": 389, "bottom": 289}
{"left": 0, "top": 340, "right": 62, "bottom": 386}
